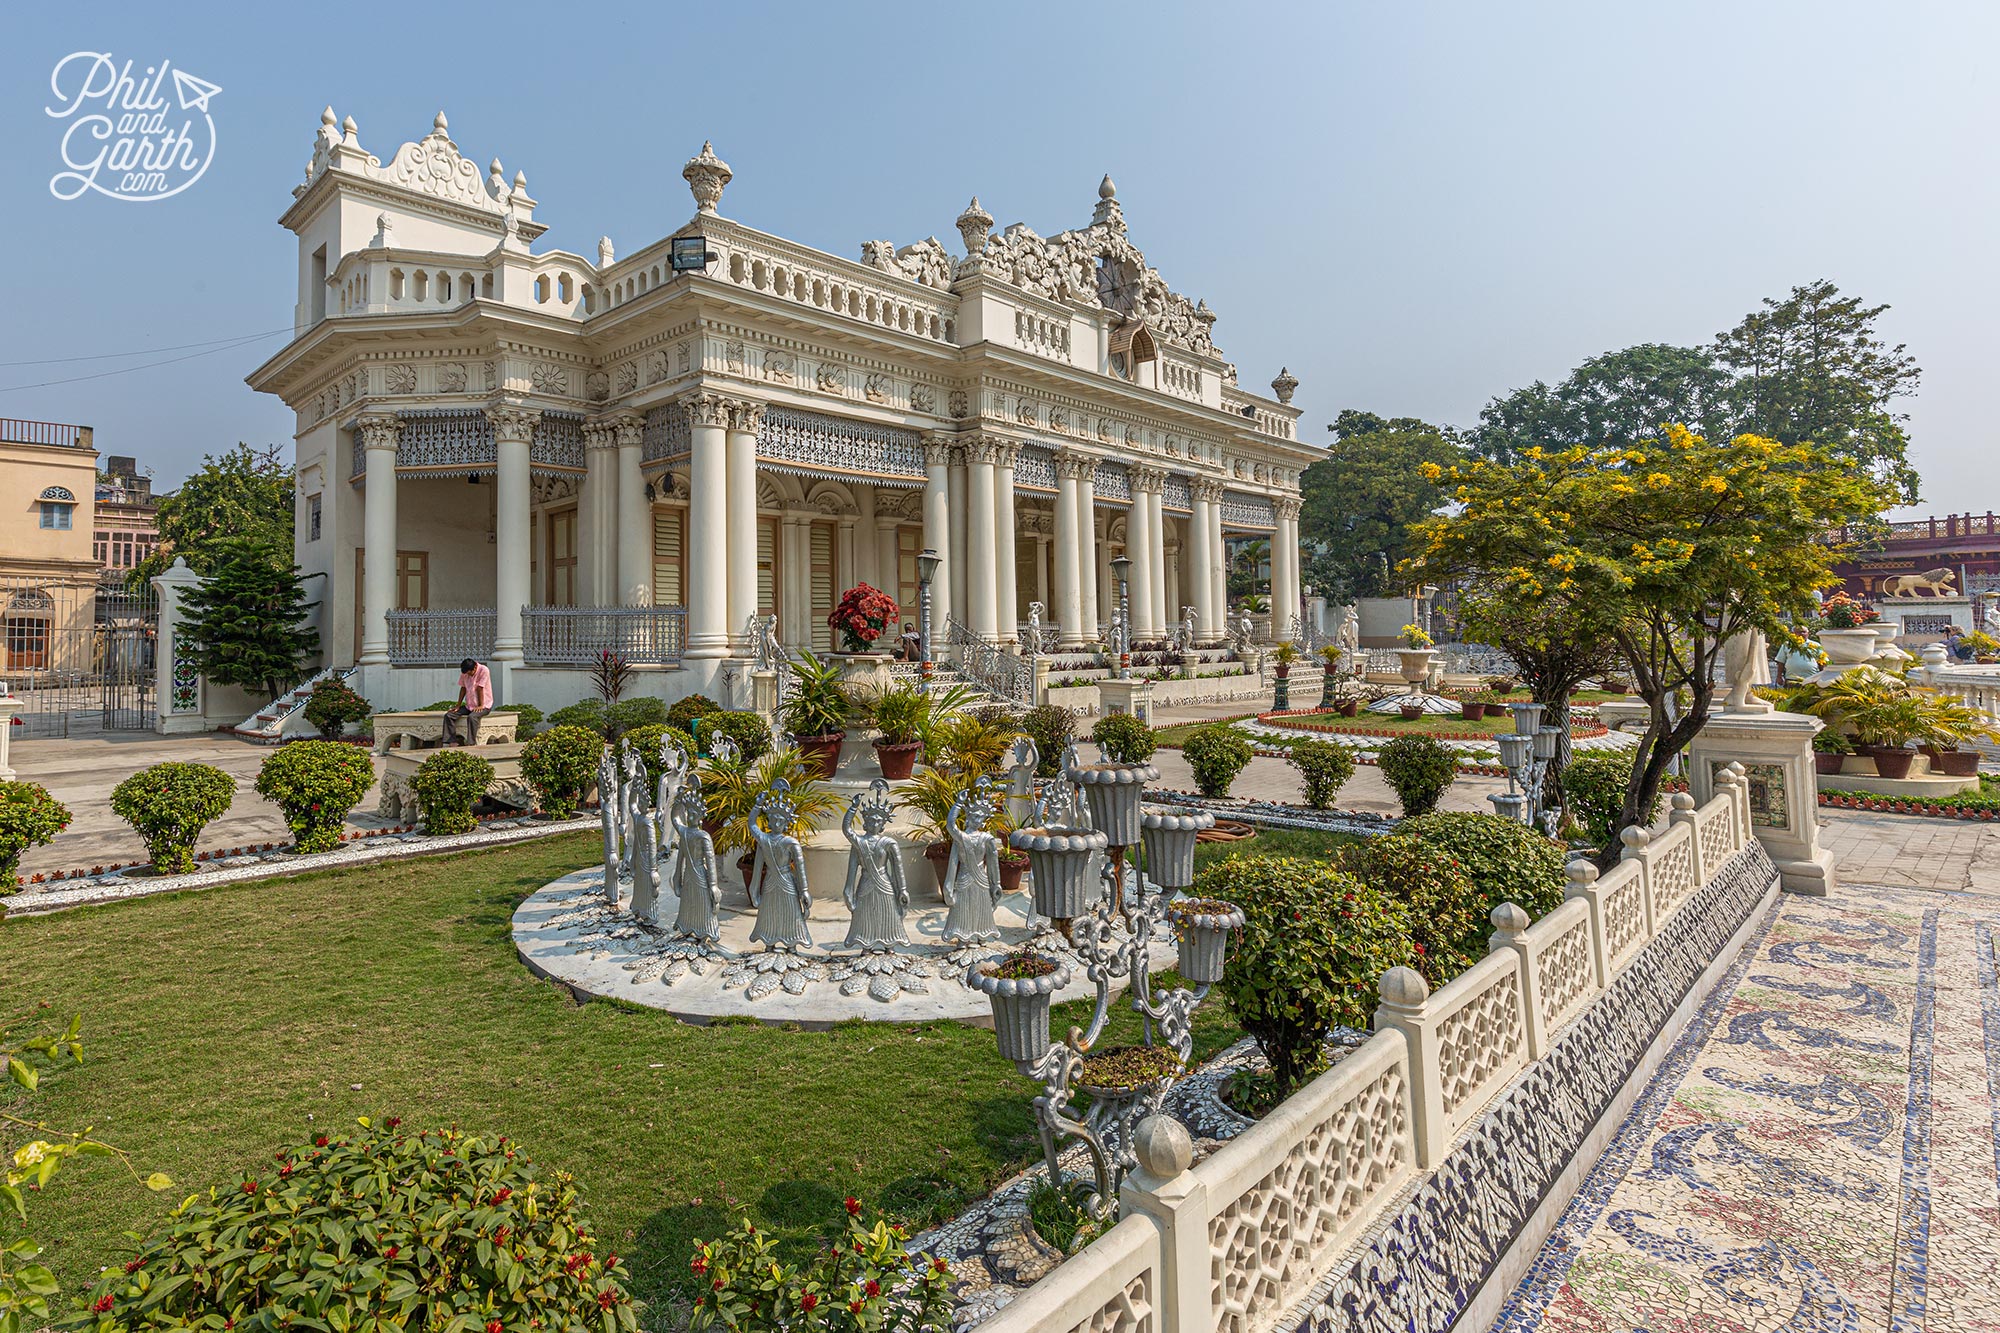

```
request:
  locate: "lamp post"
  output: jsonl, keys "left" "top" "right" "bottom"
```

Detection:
{"left": 1110, "top": 553, "right": 1132, "bottom": 679}
{"left": 916, "top": 548, "right": 941, "bottom": 690}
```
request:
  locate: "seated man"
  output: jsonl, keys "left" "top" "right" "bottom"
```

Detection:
{"left": 444, "top": 657, "right": 492, "bottom": 745}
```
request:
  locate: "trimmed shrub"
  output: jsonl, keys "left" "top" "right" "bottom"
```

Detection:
{"left": 707, "top": 710, "right": 772, "bottom": 761}
{"left": 548, "top": 698, "right": 609, "bottom": 736}
{"left": 1377, "top": 734, "right": 1457, "bottom": 816}
{"left": 521, "top": 725, "right": 605, "bottom": 818}
{"left": 302, "top": 677, "right": 372, "bottom": 739}
{"left": 619, "top": 722, "right": 697, "bottom": 784}
{"left": 0, "top": 781, "right": 72, "bottom": 891}
{"left": 1343, "top": 836, "right": 1482, "bottom": 989}
{"left": 605, "top": 696, "right": 668, "bottom": 740}
{"left": 1565, "top": 748, "right": 1658, "bottom": 843}
{"left": 1182, "top": 725, "right": 1253, "bottom": 797}
{"left": 1200, "top": 856, "right": 1412, "bottom": 1098}
{"left": 411, "top": 749, "right": 494, "bottom": 835}
{"left": 1392, "top": 811, "right": 1566, "bottom": 919}
{"left": 83, "top": 1120, "right": 637, "bottom": 1333}
{"left": 254, "top": 741, "right": 375, "bottom": 853}
{"left": 1286, "top": 739, "right": 1356, "bottom": 810}
{"left": 110, "top": 762, "right": 234, "bottom": 874}
{"left": 1090, "top": 713, "right": 1157, "bottom": 764}
{"left": 1019, "top": 703, "right": 1078, "bottom": 777}
{"left": 666, "top": 692, "right": 725, "bottom": 732}
{"left": 511, "top": 702, "right": 545, "bottom": 735}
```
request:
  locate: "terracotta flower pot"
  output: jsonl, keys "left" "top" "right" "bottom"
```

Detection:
{"left": 924, "top": 839, "right": 951, "bottom": 890}
{"left": 1460, "top": 701, "right": 1484, "bottom": 722}
{"left": 873, "top": 740, "right": 922, "bottom": 781}
{"left": 1814, "top": 752, "right": 1846, "bottom": 775}
{"left": 792, "top": 731, "right": 846, "bottom": 780}
{"left": 1338, "top": 701, "right": 1360, "bottom": 717}
{"left": 1869, "top": 746, "right": 1916, "bottom": 780}
{"left": 1931, "top": 749, "right": 1980, "bottom": 777}
{"left": 1484, "top": 702, "right": 1509, "bottom": 718}
{"left": 998, "top": 852, "right": 1029, "bottom": 894}
{"left": 1399, "top": 705, "right": 1424, "bottom": 721}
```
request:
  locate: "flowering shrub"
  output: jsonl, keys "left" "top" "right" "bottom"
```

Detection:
{"left": 1360, "top": 812, "right": 1566, "bottom": 985}
{"left": 1019, "top": 704, "right": 1077, "bottom": 777}
{"left": 78, "top": 1119, "right": 636, "bottom": 1333}
{"left": 302, "top": 677, "right": 372, "bottom": 739}
{"left": 1376, "top": 734, "right": 1457, "bottom": 816}
{"left": 1285, "top": 739, "right": 1356, "bottom": 809}
{"left": 828, "top": 583, "right": 900, "bottom": 653}
{"left": 521, "top": 725, "right": 605, "bottom": 819}
{"left": 109, "top": 762, "right": 234, "bottom": 874}
{"left": 1200, "top": 856, "right": 1412, "bottom": 1099}
{"left": 1342, "top": 836, "right": 1481, "bottom": 988}
{"left": 253, "top": 742, "right": 375, "bottom": 853}
{"left": 1817, "top": 592, "right": 1879, "bottom": 629}
{"left": 1089, "top": 713, "right": 1157, "bottom": 764}
{"left": 411, "top": 749, "right": 494, "bottom": 835}
{"left": 1399, "top": 623, "right": 1434, "bottom": 649}
{"left": 667, "top": 693, "right": 725, "bottom": 731}
{"left": 0, "top": 781, "right": 73, "bottom": 892}
{"left": 689, "top": 1198, "right": 952, "bottom": 1333}
{"left": 1564, "top": 748, "right": 1660, "bottom": 843}
{"left": 1182, "top": 725, "right": 1253, "bottom": 797}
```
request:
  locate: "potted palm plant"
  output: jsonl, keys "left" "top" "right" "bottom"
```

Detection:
{"left": 1270, "top": 641, "right": 1301, "bottom": 710}
{"left": 1849, "top": 691, "right": 1927, "bottom": 780}
{"left": 899, "top": 766, "right": 979, "bottom": 889}
{"left": 1812, "top": 727, "right": 1853, "bottom": 776}
{"left": 702, "top": 747, "right": 844, "bottom": 879}
{"left": 861, "top": 681, "right": 929, "bottom": 781}
{"left": 1316, "top": 644, "right": 1345, "bottom": 709}
{"left": 781, "top": 650, "right": 850, "bottom": 779}
{"left": 1918, "top": 694, "right": 1997, "bottom": 777}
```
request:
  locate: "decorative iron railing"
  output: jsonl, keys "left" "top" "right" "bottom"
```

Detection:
{"left": 947, "top": 614, "right": 1033, "bottom": 705}
{"left": 1439, "top": 643, "right": 1518, "bottom": 677}
{"left": 386, "top": 608, "right": 496, "bottom": 665}
{"left": 524, "top": 606, "right": 687, "bottom": 665}
{"left": 1016, "top": 621, "right": 1061, "bottom": 654}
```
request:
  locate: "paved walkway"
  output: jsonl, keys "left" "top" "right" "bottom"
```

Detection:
{"left": 1491, "top": 811, "right": 2000, "bottom": 1333}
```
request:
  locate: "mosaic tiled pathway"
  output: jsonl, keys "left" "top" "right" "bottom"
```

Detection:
{"left": 1493, "top": 874, "right": 2000, "bottom": 1332}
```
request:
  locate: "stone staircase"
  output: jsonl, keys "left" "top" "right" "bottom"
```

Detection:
{"left": 233, "top": 666, "right": 355, "bottom": 743}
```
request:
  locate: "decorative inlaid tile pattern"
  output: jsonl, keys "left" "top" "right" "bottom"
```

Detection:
{"left": 1490, "top": 878, "right": 2000, "bottom": 1333}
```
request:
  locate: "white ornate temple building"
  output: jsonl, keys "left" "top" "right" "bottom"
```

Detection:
{"left": 249, "top": 110, "right": 1314, "bottom": 707}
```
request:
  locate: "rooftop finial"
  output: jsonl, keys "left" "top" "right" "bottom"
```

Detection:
{"left": 1271, "top": 367, "right": 1298, "bottom": 405}
{"left": 682, "top": 140, "right": 732, "bottom": 216}
{"left": 955, "top": 196, "right": 994, "bottom": 255}
{"left": 1098, "top": 173, "right": 1116, "bottom": 200}
{"left": 433, "top": 110, "right": 449, "bottom": 135}
{"left": 321, "top": 105, "right": 337, "bottom": 129}
{"left": 1092, "top": 174, "right": 1125, "bottom": 232}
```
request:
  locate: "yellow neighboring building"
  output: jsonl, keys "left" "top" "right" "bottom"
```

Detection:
{"left": 1, "top": 418, "right": 101, "bottom": 672}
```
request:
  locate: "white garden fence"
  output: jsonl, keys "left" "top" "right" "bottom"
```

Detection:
{"left": 978, "top": 766, "right": 1765, "bottom": 1333}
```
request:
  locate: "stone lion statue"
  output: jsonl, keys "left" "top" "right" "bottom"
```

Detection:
{"left": 1879, "top": 567, "right": 1957, "bottom": 598}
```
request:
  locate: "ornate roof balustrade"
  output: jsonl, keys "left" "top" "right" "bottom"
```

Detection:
{"left": 348, "top": 408, "right": 587, "bottom": 480}
{"left": 756, "top": 406, "right": 926, "bottom": 485}
{"left": 1221, "top": 386, "right": 1296, "bottom": 440}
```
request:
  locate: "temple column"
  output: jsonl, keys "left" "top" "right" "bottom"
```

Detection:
{"left": 1274, "top": 497, "right": 1303, "bottom": 640}
{"left": 1189, "top": 481, "right": 1219, "bottom": 641}
{"left": 837, "top": 516, "right": 857, "bottom": 594}
{"left": 876, "top": 516, "right": 900, "bottom": 608}
{"left": 613, "top": 413, "right": 649, "bottom": 607}
{"left": 1053, "top": 453, "right": 1085, "bottom": 649}
{"left": 922, "top": 438, "right": 952, "bottom": 631}
{"left": 966, "top": 438, "right": 999, "bottom": 641}
{"left": 1165, "top": 528, "right": 1181, "bottom": 635}
{"left": 1076, "top": 467, "right": 1100, "bottom": 641}
{"left": 1035, "top": 530, "right": 1050, "bottom": 610}
{"left": 356, "top": 414, "right": 401, "bottom": 666}
{"left": 781, "top": 514, "right": 809, "bottom": 646}
{"left": 1150, "top": 490, "right": 1169, "bottom": 635}
{"left": 580, "top": 421, "right": 616, "bottom": 605}
{"left": 685, "top": 394, "right": 731, "bottom": 657}
{"left": 1127, "top": 485, "right": 1155, "bottom": 643}
{"left": 487, "top": 404, "right": 539, "bottom": 668}
{"left": 994, "top": 441, "right": 1020, "bottom": 643}
{"left": 1209, "top": 502, "right": 1226, "bottom": 631}
{"left": 726, "top": 402, "right": 763, "bottom": 647}
{"left": 947, "top": 446, "right": 968, "bottom": 630}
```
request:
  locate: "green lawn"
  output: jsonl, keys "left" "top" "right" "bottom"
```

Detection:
{"left": 1, "top": 829, "right": 1350, "bottom": 1318}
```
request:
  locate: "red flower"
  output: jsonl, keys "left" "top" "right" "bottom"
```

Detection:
{"left": 123, "top": 1259, "right": 144, "bottom": 1273}
{"left": 691, "top": 1256, "right": 708, "bottom": 1275}
{"left": 606, "top": 1254, "right": 618, "bottom": 1269}
{"left": 315, "top": 1136, "right": 328, "bottom": 1147}
{"left": 931, "top": 1256, "right": 949, "bottom": 1274}
{"left": 243, "top": 1180, "right": 258, "bottom": 1194}
{"left": 849, "top": 1301, "right": 865, "bottom": 1315}
{"left": 865, "top": 1280, "right": 881, "bottom": 1297}
{"left": 844, "top": 1196, "right": 861, "bottom": 1215}
{"left": 801, "top": 1293, "right": 819, "bottom": 1312}
{"left": 491, "top": 1187, "right": 512, "bottom": 1205}
{"left": 93, "top": 1295, "right": 115, "bottom": 1314}
{"left": 713, "top": 1279, "right": 725, "bottom": 1291}
{"left": 488, "top": 1322, "right": 503, "bottom": 1333}
{"left": 386, "top": 1117, "right": 401, "bottom": 1129}
{"left": 385, "top": 1245, "right": 399, "bottom": 1259}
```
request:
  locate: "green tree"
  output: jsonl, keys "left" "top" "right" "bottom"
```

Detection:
{"left": 1408, "top": 425, "right": 1890, "bottom": 864}
{"left": 1713, "top": 279, "right": 1922, "bottom": 503}
{"left": 1470, "top": 345, "right": 1730, "bottom": 464}
{"left": 133, "top": 444, "right": 293, "bottom": 586}
{"left": 1299, "top": 410, "right": 1463, "bottom": 603}
{"left": 180, "top": 538, "right": 320, "bottom": 701}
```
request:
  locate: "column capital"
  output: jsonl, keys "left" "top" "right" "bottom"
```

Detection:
{"left": 484, "top": 402, "right": 542, "bottom": 443}
{"left": 607, "top": 411, "right": 646, "bottom": 448}
{"left": 356, "top": 413, "right": 402, "bottom": 451}
{"left": 1190, "top": 477, "right": 1226, "bottom": 504}
{"left": 967, "top": 435, "right": 1009, "bottom": 466}
{"left": 1274, "top": 496, "right": 1303, "bottom": 521}
{"left": 582, "top": 418, "right": 620, "bottom": 451}
{"left": 1130, "top": 464, "right": 1169, "bottom": 494}
{"left": 990, "top": 438, "right": 1022, "bottom": 469}
{"left": 1053, "top": 448, "right": 1095, "bottom": 482}
{"left": 687, "top": 392, "right": 733, "bottom": 429}
{"left": 922, "top": 433, "right": 956, "bottom": 468}
{"left": 726, "top": 399, "right": 767, "bottom": 434}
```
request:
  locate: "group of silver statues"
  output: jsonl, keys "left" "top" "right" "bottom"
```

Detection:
{"left": 592, "top": 730, "right": 1040, "bottom": 959}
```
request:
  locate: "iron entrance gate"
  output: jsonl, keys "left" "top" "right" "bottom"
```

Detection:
{"left": 1, "top": 576, "right": 158, "bottom": 737}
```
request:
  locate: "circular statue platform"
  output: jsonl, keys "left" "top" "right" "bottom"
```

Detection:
{"left": 512, "top": 866, "right": 1176, "bottom": 1027}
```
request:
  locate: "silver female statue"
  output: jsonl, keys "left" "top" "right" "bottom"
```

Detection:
{"left": 840, "top": 779, "right": 910, "bottom": 949}
{"left": 747, "top": 778, "right": 814, "bottom": 951}
{"left": 619, "top": 742, "right": 647, "bottom": 875}
{"left": 941, "top": 778, "right": 1005, "bottom": 944}
{"left": 668, "top": 774, "right": 721, "bottom": 940}
{"left": 597, "top": 743, "right": 624, "bottom": 905}
{"left": 627, "top": 782, "right": 662, "bottom": 922}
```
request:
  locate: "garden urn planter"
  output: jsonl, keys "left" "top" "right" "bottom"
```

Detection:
{"left": 1814, "top": 751, "right": 1847, "bottom": 776}
{"left": 792, "top": 731, "right": 846, "bottom": 780}
{"left": 1010, "top": 824, "right": 1109, "bottom": 922}
{"left": 966, "top": 955, "right": 1070, "bottom": 1067}
{"left": 1139, "top": 805, "right": 1216, "bottom": 892}
{"left": 1869, "top": 745, "right": 1916, "bottom": 780}
{"left": 872, "top": 740, "right": 922, "bottom": 781}
{"left": 1395, "top": 648, "right": 1438, "bottom": 689}
{"left": 1168, "top": 899, "right": 1245, "bottom": 987}
{"left": 828, "top": 651, "right": 896, "bottom": 699}
{"left": 1399, "top": 705, "right": 1424, "bottom": 721}
{"left": 1869, "top": 622, "right": 1912, "bottom": 668}
{"left": 1926, "top": 747, "right": 1980, "bottom": 777}
{"left": 1065, "top": 757, "right": 1158, "bottom": 848}
{"left": 1272, "top": 671, "right": 1291, "bottom": 711}
{"left": 1818, "top": 628, "right": 1881, "bottom": 669}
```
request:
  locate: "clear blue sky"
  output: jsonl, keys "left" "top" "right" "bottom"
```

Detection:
{"left": 2, "top": 1, "right": 1990, "bottom": 518}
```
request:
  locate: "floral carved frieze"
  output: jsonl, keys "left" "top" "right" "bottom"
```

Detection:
{"left": 529, "top": 362, "right": 571, "bottom": 396}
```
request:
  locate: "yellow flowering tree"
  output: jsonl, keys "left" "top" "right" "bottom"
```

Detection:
{"left": 1407, "top": 426, "right": 1891, "bottom": 863}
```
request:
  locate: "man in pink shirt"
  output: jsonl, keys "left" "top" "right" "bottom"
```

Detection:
{"left": 444, "top": 657, "right": 492, "bottom": 745}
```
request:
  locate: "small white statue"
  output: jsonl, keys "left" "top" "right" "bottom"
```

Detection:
{"left": 597, "top": 745, "right": 623, "bottom": 904}
{"left": 941, "top": 779, "right": 1005, "bottom": 943}
{"left": 1180, "top": 605, "right": 1198, "bottom": 650}
{"left": 668, "top": 776, "right": 721, "bottom": 940}
{"left": 840, "top": 780, "right": 910, "bottom": 949}
{"left": 1024, "top": 601, "right": 1045, "bottom": 652}
{"left": 627, "top": 782, "right": 662, "bottom": 920}
{"left": 746, "top": 779, "right": 813, "bottom": 951}
{"left": 1722, "top": 628, "right": 1772, "bottom": 713}
{"left": 1340, "top": 606, "right": 1360, "bottom": 656}
{"left": 1239, "top": 611, "right": 1254, "bottom": 644}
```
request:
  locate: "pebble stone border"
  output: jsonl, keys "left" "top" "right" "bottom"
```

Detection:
{"left": 3, "top": 812, "right": 595, "bottom": 917}
{"left": 1256, "top": 708, "right": 1613, "bottom": 743}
